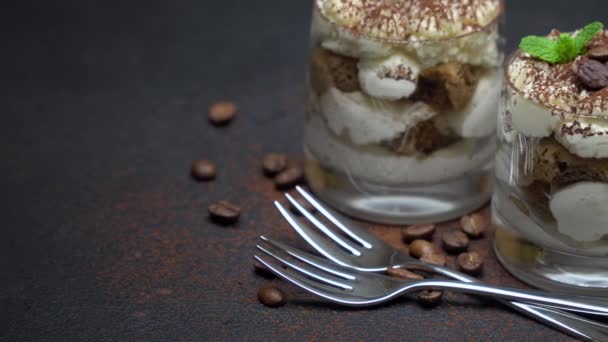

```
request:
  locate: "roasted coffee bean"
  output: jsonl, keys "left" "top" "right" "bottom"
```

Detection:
{"left": 417, "top": 290, "right": 443, "bottom": 308}
{"left": 208, "top": 201, "right": 240, "bottom": 224}
{"left": 588, "top": 46, "right": 608, "bottom": 63}
{"left": 575, "top": 59, "right": 608, "bottom": 89}
{"left": 402, "top": 224, "right": 436, "bottom": 243}
{"left": 289, "top": 196, "right": 316, "bottom": 216}
{"left": 275, "top": 167, "right": 304, "bottom": 189}
{"left": 409, "top": 239, "right": 440, "bottom": 258}
{"left": 191, "top": 159, "right": 216, "bottom": 181}
{"left": 457, "top": 252, "right": 484, "bottom": 276}
{"left": 441, "top": 230, "right": 470, "bottom": 254}
{"left": 460, "top": 213, "right": 488, "bottom": 239}
{"left": 262, "top": 153, "right": 288, "bottom": 176}
{"left": 209, "top": 101, "right": 237, "bottom": 125}
{"left": 386, "top": 267, "right": 424, "bottom": 280}
{"left": 420, "top": 252, "right": 447, "bottom": 267}
{"left": 258, "top": 285, "right": 286, "bottom": 308}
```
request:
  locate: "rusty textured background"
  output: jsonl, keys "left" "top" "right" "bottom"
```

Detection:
{"left": 3, "top": 1, "right": 607, "bottom": 341}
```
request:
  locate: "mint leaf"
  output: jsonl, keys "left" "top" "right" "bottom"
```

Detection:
{"left": 573, "top": 21, "right": 604, "bottom": 53}
{"left": 519, "top": 21, "right": 604, "bottom": 64}
{"left": 555, "top": 33, "right": 577, "bottom": 63}
{"left": 519, "top": 36, "right": 561, "bottom": 63}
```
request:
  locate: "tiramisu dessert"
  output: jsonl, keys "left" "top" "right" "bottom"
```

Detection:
{"left": 304, "top": 0, "right": 503, "bottom": 223}
{"left": 494, "top": 22, "right": 608, "bottom": 293}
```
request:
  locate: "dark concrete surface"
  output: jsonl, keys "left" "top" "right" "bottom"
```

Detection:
{"left": 2, "top": 1, "right": 606, "bottom": 341}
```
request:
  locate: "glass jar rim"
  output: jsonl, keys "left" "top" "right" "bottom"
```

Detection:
{"left": 503, "top": 49, "right": 608, "bottom": 119}
{"left": 314, "top": 0, "right": 504, "bottom": 45}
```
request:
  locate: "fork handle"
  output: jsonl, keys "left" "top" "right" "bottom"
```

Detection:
{"left": 421, "top": 263, "right": 608, "bottom": 315}
{"left": 411, "top": 280, "right": 608, "bottom": 317}
{"left": 418, "top": 264, "right": 608, "bottom": 341}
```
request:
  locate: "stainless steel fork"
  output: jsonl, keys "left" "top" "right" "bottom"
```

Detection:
{"left": 271, "top": 186, "right": 608, "bottom": 341}
{"left": 255, "top": 236, "right": 608, "bottom": 314}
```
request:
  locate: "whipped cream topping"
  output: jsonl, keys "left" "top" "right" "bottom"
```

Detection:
{"left": 358, "top": 53, "right": 420, "bottom": 100}
{"left": 316, "top": 0, "right": 502, "bottom": 42}
{"left": 507, "top": 30, "right": 608, "bottom": 158}
{"left": 312, "top": 10, "right": 501, "bottom": 69}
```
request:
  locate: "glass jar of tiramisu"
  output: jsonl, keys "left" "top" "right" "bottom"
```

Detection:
{"left": 304, "top": 0, "right": 504, "bottom": 223}
{"left": 494, "top": 23, "right": 608, "bottom": 295}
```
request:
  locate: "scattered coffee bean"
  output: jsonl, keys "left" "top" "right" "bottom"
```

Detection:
{"left": 460, "top": 213, "right": 488, "bottom": 239}
{"left": 262, "top": 153, "right": 288, "bottom": 176}
{"left": 208, "top": 200, "right": 240, "bottom": 225}
{"left": 420, "top": 252, "right": 447, "bottom": 267}
{"left": 457, "top": 252, "right": 484, "bottom": 276}
{"left": 442, "top": 230, "right": 470, "bottom": 254}
{"left": 258, "top": 285, "right": 286, "bottom": 308}
{"left": 386, "top": 267, "right": 424, "bottom": 280}
{"left": 575, "top": 59, "right": 608, "bottom": 89}
{"left": 417, "top": 290, "right": 443, "bottom": 308}
{"left": 588, "top": 46, "right": 608, "bottom": 63}
{"left": 191, "top": 159, "right": 216, "bottom": 181}
{"left": 409, "top": 239, "right": 440, "bottom": 258}
{"left": 402, "top": 224, "right": 436, "bottom": 243}
{"left": 275, "top": 167, "right": 304, "bottom": 189}
{"left": 209, "top": 101, "right": 237, "bottom": 125}
{"left": 289, "top": 196, "right": 316, "bottom": 216}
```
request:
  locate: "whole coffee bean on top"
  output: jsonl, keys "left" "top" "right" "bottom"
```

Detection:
{"left": 191, "top": 159, "right": 216, "bottom": 181}
{"left": 588, "top": 46, "right": 608, "bottom": 63}
{"left": 262, "top": 153, "right": 288, "bottom": 176}
{"left": 275, "top": 167, "right": 304, "bottom": 190}
{"left": 460, "top": 213, "right": 488, "bottom": 239}
{"left": 258, "top": 285, "right": 286, "bottom": 308}
{"left": 208, "top": 101, "right": 237, "bottom": 125}
{"left": 441, "top": 230, "right": 470, "bottom": 254}
{"left": 575, "top": 59, "right": 608, "bottom": 89}
{"left": 402, "top": 224, "right": 436, "bottom": 243}
{"left": 417, "top": 290, "right": 443, "bottom": 308}
{"left": 408, "top": 239, "right": 440, "bottom": 258}
{"left": 457, "top": 252, "right": 484, "bottom": 276}
{"left": 208, "top": 200, "right": 240, "bottom": 225}
{"left": 386, "top": 267, "right": 424, "bottom": 280}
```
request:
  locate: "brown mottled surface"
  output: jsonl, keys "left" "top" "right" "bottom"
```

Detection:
{"left": 4, "top": 0, "right": 605, "bottom": 341}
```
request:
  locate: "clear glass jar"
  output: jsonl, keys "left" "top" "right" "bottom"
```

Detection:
{"left": 304, "top": 0, "right": 504, "bottom": 224}
{"left": 494, "top": 51, "right": 608, "bottom": 295}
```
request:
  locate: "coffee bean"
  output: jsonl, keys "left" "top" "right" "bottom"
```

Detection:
{"left": 209, "top": 101, "right": 237, "bottom": 125}
{"left": 420, "top": 252, "right": 447, "bottom": 267}
{"left": 441, "top": 230, "right": 470, "bottom": 254}
{"left": 460, "top": 213, "right": 488, "bottom": 239}
{"left": 275, "top": 167, "right": 304, "bottom": 189}
{"left": 457, "top": 252, "right": 484, "bottom": 276}
{"left": 191, "top": 159, "right": 216, "bottom": 181}
{"left": 409, "top": 239, "right": 440, "bottom": 258}
{"left": 208, "top": 201, "right": 240, "bottom": 225}
{"left": 575, "top": 59, "right": 608, "bottom": 89}
{"left": 402, "top": 224, "right": 436, "bottom": 243}
{"left": 289, "top": 196, "right": 316, "bottom": 216}
{"left": 258, "top": 285, "right": 286, "bottom": 308}
{"left": 386, "top": 267, "right": 424, "bottom": 280}
{"left": 262, "top": 153, "right": 288, "bottom": 176}
{"left": 588, "top": 46, "right": 608, "bottom": 63}
{"left": 417, "top": 290, "right": 443, "bottom": 308}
